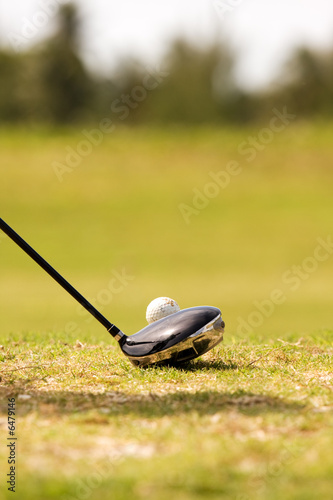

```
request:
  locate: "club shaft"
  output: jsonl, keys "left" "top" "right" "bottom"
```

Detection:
{"left": 0, "top": 218, "right": 123, "bottom": 340}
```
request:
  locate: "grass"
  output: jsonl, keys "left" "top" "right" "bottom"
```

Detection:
{"left": 1, "top": 123, "right": 333, "bottom": 337}
{"left": 0, "top": 123, "right": 333, "bottom": 498}
{"left": 1, "top": 333, "right": 333, "bottom": 499}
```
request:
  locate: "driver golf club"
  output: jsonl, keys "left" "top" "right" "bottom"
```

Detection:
{"left": 0, "top": 218, "right": 225, "bottom": 367}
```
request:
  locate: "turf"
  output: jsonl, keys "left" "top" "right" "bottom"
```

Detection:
{"left": 0, "top": 123, "right": 332, "bottom": 499}
{"left": 1, "top": 335, "right": 333, "bottom": 500}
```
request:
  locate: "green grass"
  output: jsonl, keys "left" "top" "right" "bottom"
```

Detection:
{"left": 0, "top": 124, "right": 332, "bottom": 338}
{"left": 1, "top": 334, "right": 333, "bottom": 499}
{"left": 0, "top": 123, "right": 333, "bottom": 499}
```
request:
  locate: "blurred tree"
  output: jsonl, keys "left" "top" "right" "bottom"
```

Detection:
{"left": 0, "top": 3, "right": 93, "bottom": 124}
{"left": 134, "top": 39, "right": 239, "bottom": 124}
{"left": 0, "top": 52, "right": 23, "bottom": 121}
{"left": 270, "top": 47, "right": 333, "bottom": 119}
{"left": 37, "top": 3, "right": 93, "bottom": 123}
{"left": 1, "top": 3, "right": 333, "bottom": 126}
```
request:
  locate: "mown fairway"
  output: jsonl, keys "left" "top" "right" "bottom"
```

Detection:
{"left": 0, "top": 124, "right": 332, "bottom": 499}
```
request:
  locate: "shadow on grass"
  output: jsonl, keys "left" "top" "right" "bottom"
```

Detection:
{"left": 0, "top": 386, "right": 305, "bottom": 419}
{"left": 169, "top": 359, "right": 239, "bottom": 371}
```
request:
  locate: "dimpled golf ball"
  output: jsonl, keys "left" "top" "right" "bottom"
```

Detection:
{"left": 146, "top": 297, "right": 180, "bottom": 324}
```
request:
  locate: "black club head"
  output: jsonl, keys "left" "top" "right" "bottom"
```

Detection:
{"left": 120, "top": 306, "right": 225, "bottom": 367}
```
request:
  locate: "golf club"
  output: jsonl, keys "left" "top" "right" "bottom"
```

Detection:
{"left": 0, "top": 218, "right": 225, "bottom": 367}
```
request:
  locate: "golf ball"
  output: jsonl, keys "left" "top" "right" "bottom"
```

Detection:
{"left": 146, "top": 297, "right": 180, "bottom": 324}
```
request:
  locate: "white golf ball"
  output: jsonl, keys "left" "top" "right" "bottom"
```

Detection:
{"left": 146, "top": 297, "right": 180, "bottom": 324}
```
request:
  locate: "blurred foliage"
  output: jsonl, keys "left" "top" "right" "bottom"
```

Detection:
{"left": 0, "top": 3, "right": 92, "bottom": 124}
{"left": 1, "top": 3, "right": 333, "bottom": 125}
{"left": 37, "top": 3, "right": 93, "bottom": 123}
{"left": 272, "top": 47, "right": 333, "bottom": 119}
{"left": 139, "top": 40, "right": 233, "bottom": 124}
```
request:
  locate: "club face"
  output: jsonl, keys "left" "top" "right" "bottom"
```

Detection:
{"left": 120, "top": 306, "right": 225, "bottom": 368}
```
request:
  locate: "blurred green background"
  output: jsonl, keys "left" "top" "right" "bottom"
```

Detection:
{"left": 1, "top": 124, "right": 332, "bottom": 342}
{"left": 0, "top": 3, "right": 332, "bottom": 342}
